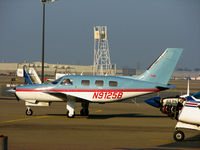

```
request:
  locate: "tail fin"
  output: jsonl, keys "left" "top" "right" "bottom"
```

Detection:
{"left": 24, "top": 67, "right": 33, "bottom": 85}
{"left": 136, "top": 48, "right": 183, "bottom": 84}
{"left": 180, "top": 78, "right": 190, "bottom": 98}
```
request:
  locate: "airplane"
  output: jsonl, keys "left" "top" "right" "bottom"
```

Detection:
{"left": 8, "top": 48, "right": 183, "bottom": 119}
{"left": 145, "top": 79, "right": 200, "bottom": 142}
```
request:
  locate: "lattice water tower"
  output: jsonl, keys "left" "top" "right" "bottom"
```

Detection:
{"left": 93, "top": 26, "right": 113, "bottom": 75}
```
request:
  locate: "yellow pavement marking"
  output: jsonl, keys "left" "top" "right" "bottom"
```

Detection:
{"left": 76, "top": 109, "right": 102, "bottom": 118}
{"left": 95, "top": 110, "right": 102, "bottom": 112}
{"left": 0, "top": 109, "right": 103, "bottom": 123}
{"left": 0, "top": 116, "right": 50, "bottom": 124}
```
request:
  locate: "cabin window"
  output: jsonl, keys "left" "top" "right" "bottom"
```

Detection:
{"left": 81, "top": 80, "right": 90, "bottom": 86}
{"left": 95, "top": 80, "right": 104, "bottom": 86}
{"left": 109, "top": 81, "right": 118, "bottom": 87}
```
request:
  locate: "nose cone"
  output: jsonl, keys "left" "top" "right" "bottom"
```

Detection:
{"left": 7, "top": 87, "right": 16, "bottom": 94}
{"left": 145, "top": 97, "right": 161, "bottom": 108}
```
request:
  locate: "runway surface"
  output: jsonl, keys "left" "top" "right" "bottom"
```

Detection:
{"left": 0, "top": 98, "right": 200, "bottom": 150}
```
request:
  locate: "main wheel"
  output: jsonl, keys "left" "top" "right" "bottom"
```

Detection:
{"left": 80, "top": 109, "right": 89, "bottom": 116}
{"left": 174, "top": 130, "right": 185, "bottom": 142}
{"left": 66, "top": 111, "right": 75, "bottom": 118}
{"left": 26, "top": 108, "right": 33, "bottom": 116}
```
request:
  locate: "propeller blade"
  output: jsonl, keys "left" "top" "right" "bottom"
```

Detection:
{"left": 7, "top": 87, "right": 16, "bottom": 94}
{"left": 7, "top": 87, "right": 20, "bottom": 101}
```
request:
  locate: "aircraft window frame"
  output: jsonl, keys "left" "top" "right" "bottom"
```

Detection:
{"left": 81, "top": 80, "right": 90, "bottom": 86}
{"left": 109, "top": 81, "right": 118, "bottom": 87}
{"left": 95, "top": 80, "right": 104, "bottom": 86}
{"left": 51, "top": 77, "right": 63, "bottom": 84}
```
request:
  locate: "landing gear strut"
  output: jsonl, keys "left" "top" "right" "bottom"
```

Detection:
{"left": 66, "top": 100, "right": 75, "bottom": 118}
{"left": 80, "top": 102, "right": 89, "bottom": 116}
{"left": 26, "top": 107, "right": 33, "bottom": 116}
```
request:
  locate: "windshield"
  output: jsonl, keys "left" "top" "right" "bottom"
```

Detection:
{"left": 193, "top": 91, "right": 200, "bottom": 99}
{"left": 51, "top": 77, "right": 63, "bottom": 84}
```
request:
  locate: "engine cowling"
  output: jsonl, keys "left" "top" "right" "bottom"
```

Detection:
{"left": 160, "top": 98, "right": 185, "bottom": 120}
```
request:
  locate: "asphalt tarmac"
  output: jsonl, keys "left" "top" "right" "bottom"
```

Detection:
{"left": 0, "top": 97, "right": 200, "bottom": 150}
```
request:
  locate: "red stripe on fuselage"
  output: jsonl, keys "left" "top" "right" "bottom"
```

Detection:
{"left": 16, "top": 89, "right": 160, "bottom": 92}
{"left": 185, "top": 102, "right": 198, "bottom": 106}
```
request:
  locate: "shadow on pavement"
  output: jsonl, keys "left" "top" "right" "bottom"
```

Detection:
{"left": 87, "top": 113, "right": 168, "bottom": 119}
{"left": 47, "top": 113, "right": 168, "bottom": 119}
{"left": 159, "top": 134, "right": 200, "bottom": 149}
{"left": 114, "top": 134, "right": 200, "bottom": 150}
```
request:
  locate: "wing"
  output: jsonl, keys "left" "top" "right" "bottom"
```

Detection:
{"left": 42, "top": 90, "right": 87, "bottom": 102}
{"left": 43, "top": 91, "right": 69, "bottom": 100}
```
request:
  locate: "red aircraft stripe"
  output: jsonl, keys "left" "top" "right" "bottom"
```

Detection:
{"left": 185, "top": 102, "right": 198, "bottom": 106}
{"left": 151, "top": 75, "right": 156, "bottom": 77}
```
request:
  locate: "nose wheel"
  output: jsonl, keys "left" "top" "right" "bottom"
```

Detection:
{"left": 66, "top": 110, "right": 75, "bottom": 118}
{"left": 174, "top": 130, "right": 185, "bottom": 142}
{"left": 26, "top": 107, "right": 33, "bottom": 116}
{"left": 66, "top": 100, "right": 75, "bottom": 118}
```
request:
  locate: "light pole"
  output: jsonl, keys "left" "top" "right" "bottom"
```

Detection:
{"left": 40, "top": 0, "right": 55, "bottom": 83}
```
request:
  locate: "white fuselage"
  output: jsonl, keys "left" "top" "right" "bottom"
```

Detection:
{"left": 16, "top": 89, "right": 155, "bottom": 103}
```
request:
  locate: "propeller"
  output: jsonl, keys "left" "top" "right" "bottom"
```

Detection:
{"left": 7, "top": 87, "right": 20, "bottom": 101}
{"left": 7, "top": 87, "right": 16, "bottom": 94}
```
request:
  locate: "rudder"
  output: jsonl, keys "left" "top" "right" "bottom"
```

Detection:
{"left": 136, "top": 48, "right": 183, "bottom": 84}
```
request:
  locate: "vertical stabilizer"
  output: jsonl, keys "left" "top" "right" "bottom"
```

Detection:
{"left": 186, "top": 78, "right": 190, "bottom": 96}
{"left": 136, "top": 48, "right": 183, "bottom": 84}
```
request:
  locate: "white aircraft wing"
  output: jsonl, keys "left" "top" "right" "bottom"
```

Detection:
{"left": 42, "top": 90, "right": 87, "bottom": 101}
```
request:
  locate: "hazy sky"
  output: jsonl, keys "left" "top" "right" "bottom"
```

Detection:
{"left": 0, "top": 0, "right": 200, "bottom": 70}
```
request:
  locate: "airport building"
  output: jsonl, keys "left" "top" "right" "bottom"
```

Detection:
{"left": 0, "top": 62, "right": 199, "bottom": 80}
{"left": 0, "top": 62, "right": 122, "bottom": 77}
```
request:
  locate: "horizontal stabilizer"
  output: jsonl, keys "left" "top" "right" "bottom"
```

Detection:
{"left": 156, "top": 84, "right": 175, "bottom": 91}
{"left": 145, "top": 97, "right": 161, "bottom": 108}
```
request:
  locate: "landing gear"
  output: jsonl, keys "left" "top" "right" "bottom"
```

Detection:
{"left": 174, "top": 130, "right": 185, "bottom": 142}
{"left": 80, "top": 102, "right": 89, "bottom": 116}
{"left": 66, "top": 100, "right": 75, "bottom": 118}
{"left": 26, "top": 107, "right": 33, "bottom": 116}
{"left": 80, "top": 108, "right": 89, "bottom": 116}
{"left": 66, "top": 110, "right": 75, "bottom": 118}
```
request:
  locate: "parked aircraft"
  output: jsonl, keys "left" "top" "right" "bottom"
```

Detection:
{"left": 8, "top": 48, "right": 183, "bottom": 118}
{"left": 17, "top": 66, "right": 41, "bottom": 84}
{"left": 145, "top": 80, "right": 200, "bottom": 142}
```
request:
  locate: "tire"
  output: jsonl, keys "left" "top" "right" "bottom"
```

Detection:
{"left": 80, "top": 109, "right": 84, "bottom": 116}
{"left": 174, "top": 130, "right": 185, "bottom": 142}
{"left": 26, "top": 108, "right": 33, "bottom": 116}
{"left": 66, "top": 111, "right": 75, "bottom": 118}
{"left": 80, "top": 109, "right": 89, "bottom": 116}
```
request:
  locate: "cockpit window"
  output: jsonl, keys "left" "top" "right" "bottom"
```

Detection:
{"left": 51, "top": 77, "right": 63, "bottom": 84}
{"left": 193, "top": 92, "right": 200, "bottom": 99}
{"left": 61, "top": 79, "right": 73, "bottom": 85}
